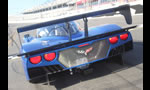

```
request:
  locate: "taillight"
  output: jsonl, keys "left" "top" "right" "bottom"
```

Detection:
{"left": 44, "top": 52, "right": 56, "bottom": 61}
{"left": 120, "top": 33, "right": 128, "bottom": 40}
{"left": 29, "top": 56, "right": 42, "bottom": 64}
{"left": 109, "top": 36, "right": 119, "bottom": 44}
{"left": 78, "top": 43, "right": 89, "bottom": 47}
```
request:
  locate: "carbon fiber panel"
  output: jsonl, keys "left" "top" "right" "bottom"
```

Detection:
{"left": 58, "top": 39, "right": 110, "bottom": 68}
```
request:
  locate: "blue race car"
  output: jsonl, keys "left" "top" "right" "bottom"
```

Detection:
{"left": 17, "top": 4, "right": 136, "bottom": 83}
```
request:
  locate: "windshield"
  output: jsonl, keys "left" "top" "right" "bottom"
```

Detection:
{"left": 37, "top": 22, "right": 79, "bottom": 38}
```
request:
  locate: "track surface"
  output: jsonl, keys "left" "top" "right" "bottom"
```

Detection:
{"left": 8, "top": 14, "right": 143, "bottom": 90}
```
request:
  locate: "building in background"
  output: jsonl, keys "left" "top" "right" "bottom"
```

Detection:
{"left": 8, "top": 0, "right": 141, "bottom": 22}
{"left": 22, "top": 0, "right": 137, "bottom": 15}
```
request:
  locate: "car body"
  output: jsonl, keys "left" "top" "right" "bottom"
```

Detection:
{"left": 17, "top": 4, "right": 135, "bottom": 83}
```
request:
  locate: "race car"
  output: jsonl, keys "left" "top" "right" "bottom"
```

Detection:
{"left": 17, "top": 4, "right": 136, "bottom": 83}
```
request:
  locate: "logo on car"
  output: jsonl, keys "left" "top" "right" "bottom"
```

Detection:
{"left": 76, "top": 47, "right": 93, "bottom": 55}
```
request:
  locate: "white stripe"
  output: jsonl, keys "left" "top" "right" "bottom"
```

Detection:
{"left": 8, "top": 56, "right": 21, "bottom": 60}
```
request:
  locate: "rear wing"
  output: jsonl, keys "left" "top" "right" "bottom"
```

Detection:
{"left": 17, "top": 4, "right": 132, "bottom": 33}
{"left": 17, "top": 4, "right": 134, "bottom": 57}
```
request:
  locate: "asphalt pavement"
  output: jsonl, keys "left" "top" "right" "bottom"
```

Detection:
{"left": 8, "top": 14, "right": 143, "bottom": 90}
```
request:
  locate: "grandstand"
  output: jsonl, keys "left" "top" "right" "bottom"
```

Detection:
{"left": 22, "top": 0, "right": 139, "bottom": 14}
{"left": 23, "top": 0, "right": 74, "bottom": 14}
{"left": 8, "top": 0, "right": 142, "bottom": 23}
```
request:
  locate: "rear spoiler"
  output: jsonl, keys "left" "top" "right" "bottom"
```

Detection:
{"left": 18, "top": 25, "right": 137, "bottom": 57}
{"left": 17, "top": 4, "right": 132, "bottom": 33}
{"left": 17, "top": 4, "right": 133, "bottom": 57}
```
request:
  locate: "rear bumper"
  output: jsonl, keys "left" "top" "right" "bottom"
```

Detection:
{"left": 27, "top": 40, "right": 133, "bottom": 81}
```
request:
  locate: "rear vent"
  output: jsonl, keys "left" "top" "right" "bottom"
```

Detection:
{"left": 46, "top": 65, "right": 64, "bottom": 74}
{"left": 28, "top": 65, "right": 64, "bottom": 79}
{"left": 109, "top": 45, "right": 124, "bottom": 57}
{"left": 109, "top": 41, "right": 133, "bottom": 57}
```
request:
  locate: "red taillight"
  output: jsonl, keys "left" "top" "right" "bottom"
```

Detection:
{"left": 44, "top": 52, "right": 56, "bottom": 61}
{"left": 78, "top": 43, "right": 89, "bottom": 47}
{"left": 29, "top": 56, "right": 42, "bottom": 64}
{"left": 120, "top": 33, "right": 128, "bottom": 40}
{"left": 109, "top": 36, "right": 119, "bottom": 44}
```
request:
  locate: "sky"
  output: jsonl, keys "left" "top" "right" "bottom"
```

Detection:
{"left": 8, "top": 0, "right": 54, "bottom": 15}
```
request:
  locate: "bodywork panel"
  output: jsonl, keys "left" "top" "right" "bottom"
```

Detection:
{"left": 58, "top": 39, "right": 110, "bottom": 68}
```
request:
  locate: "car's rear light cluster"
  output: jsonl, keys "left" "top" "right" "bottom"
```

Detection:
{"left": 109, "top": 33, "right": 129, "bottom": 44}
{"left": 29, "top": 56, "right": 42, "bottom": 64}
{"left": 44, "top": 52, "right": 56, "bottom": 61}
{"left": 109, "top": 36, "right": 119, "bottom": 44}
{"left": 29, "top": 52, "right": 56, "bottom": 64}
{"left": 120, "top": 33, "right": 128, "bottom": 40}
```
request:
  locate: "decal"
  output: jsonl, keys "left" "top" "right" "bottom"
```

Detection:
{"left": 76, "top": 47, "right": 93, "bottom": 55}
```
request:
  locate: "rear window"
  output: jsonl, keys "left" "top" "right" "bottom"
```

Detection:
{"left": 37, "top": 22, "right": 79, "bottom": 38}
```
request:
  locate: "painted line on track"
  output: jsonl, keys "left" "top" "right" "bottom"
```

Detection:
{"left": 8, "top": 32, "right": 17, "bottom": 47}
